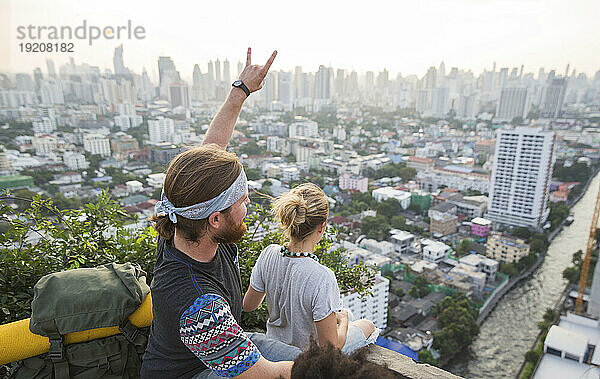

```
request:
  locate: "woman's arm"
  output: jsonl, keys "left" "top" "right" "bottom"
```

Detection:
{"left": 243, "top": 285, "right": 266, "bottom": 312}
{"left": 314, "top": 310, "right": 348, "bottom": 349}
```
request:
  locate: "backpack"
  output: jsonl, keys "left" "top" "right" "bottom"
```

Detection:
{"left": 9, "top": 262, "right": 151, "bottom": 379}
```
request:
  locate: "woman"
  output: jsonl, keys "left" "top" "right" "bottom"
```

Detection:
{"left": 243, "top": 183, "right": 378, "bottom": 353}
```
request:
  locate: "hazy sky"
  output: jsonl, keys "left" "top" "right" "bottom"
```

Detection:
{"left": 1, "top": 0, "right": 599, "bottom": 81}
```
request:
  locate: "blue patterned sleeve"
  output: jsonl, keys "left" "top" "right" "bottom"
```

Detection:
{"left": 180, "top": 294, "right": 261, "bottom": 377}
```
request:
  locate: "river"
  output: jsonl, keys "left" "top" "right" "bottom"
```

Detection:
{"left": 449, "top": 172, "right": 600, "bottom": 378}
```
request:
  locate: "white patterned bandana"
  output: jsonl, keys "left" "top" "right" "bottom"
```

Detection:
{"left": 154, "top": 168, "right": 248, "bottom": 223}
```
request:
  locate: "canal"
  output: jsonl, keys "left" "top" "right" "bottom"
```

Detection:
{"left": 449, "top": 172, "right": 600, "bottom": 378}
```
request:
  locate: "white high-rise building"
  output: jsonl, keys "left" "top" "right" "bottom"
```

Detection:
{"left": 495, "top": 87, "right": 530, "bottom": 122}
{"left": 289, "top": 120, "right": 318, "bottom": 138}
{"left": 63, "top": 152, "right": 89, "bottom": 170}
{"left": 32, "top": 135, "right": 57, "bottom": 156}
{"left": 431, "top": 87, "right": 449, "bottom": 117}
{"left": 83, "top": 134, "right": 111, "bottom": 157}
{"left": 33, "top": 117, "right": 57, "bottom": 134}
{"left": 487, "top": 127, "right": 556, "bottom": 229}
{"left": 148, "top": 117, "right": 175, "bottom": 144}
{"left": 277, "top": 71, "right": 294, "bottom": 110}
{"left": 341, "top": 275, "right": 389, "bottom": 329}
{"left": 540, "top": 78, "right": 567, "bottom": 118}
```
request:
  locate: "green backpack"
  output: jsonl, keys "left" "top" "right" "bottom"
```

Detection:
{"left": 10, "top": 262, "right": 150, "bottom": 379}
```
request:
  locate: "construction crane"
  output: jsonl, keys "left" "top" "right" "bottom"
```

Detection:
{"left": 575, "top": 180, "right": 600, "bottom": 314}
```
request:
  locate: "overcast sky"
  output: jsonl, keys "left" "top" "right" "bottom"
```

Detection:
{"left": 1, "top": 0, "right": 599, "bottom": 81}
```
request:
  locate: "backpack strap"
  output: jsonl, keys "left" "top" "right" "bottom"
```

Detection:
{"left": 118, "top": 319, "right": 147, "bottom": 348}
{"left": 38, "top": 319, "right": 70, "bottom": 379}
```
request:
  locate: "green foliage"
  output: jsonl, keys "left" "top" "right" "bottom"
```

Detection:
{"left": 562, "top": 250, "right": 584, "bottom": 284}
{"left": 370, "top": 163, "right": 417, "bottom": 182}
{"left": 547, "top": 202, "right": 570, "bottom": 230}
{"left": 337, "top": 191, "right": 377, "bottom": 216}
{"left": 361, "top": 216, "right": 390, "bottom": 241}
{"left": 0, "top": 190, "right": 156, "bottom": 324}
{"left": 377, "top": 198, "right": 402, "bottom": 218}
{"left": 511, "top": 227, "right": 531, "bottom": 240}
{"left": 104, "top": 167, "right": 138, "bottom": 188}
{"left": 499, "top": 262, "right": 518, "bottom": 277}
{"left": 432, "top": 293, "right": 479, "bottom": 362}
{"left": 393, "top": 288, "right": 405, "bottom": 298}
{"left": 409, "top": 276, "right": 431, "bottom": 298}
{"left": 537, "top": 308, "right": 558, "bottom": 331}
{"left": 524, "top": 350, "right": 540, "bottom": 363}
{"left": 553, "top": 161, "right": 591, "bottom": 183}
{"left": 245, "top": 168, "right": 262, "bottom": 181}
{"left": 238, "top": 140, "right": 264, "bottom": 156}
{"left": 562, "top": 266, "right": 579, "bottom": 284}
{"left": 455, "top": 239, "right": 473, "bottom": 257}
{"left": 418, "top": 349, "right": 437, "bottom": 365}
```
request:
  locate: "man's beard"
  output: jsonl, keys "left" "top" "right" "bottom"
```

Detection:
{"left": 212, "top": 216, "right": 247, "bottom": 244}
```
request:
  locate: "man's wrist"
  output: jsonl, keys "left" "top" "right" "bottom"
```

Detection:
{"left": 228, "top": 88, "right": 247, "bottom": 106}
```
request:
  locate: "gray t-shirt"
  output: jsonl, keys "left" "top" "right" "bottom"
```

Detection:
{"left": 249, "top": 244, "right": 343, "bottom": 351}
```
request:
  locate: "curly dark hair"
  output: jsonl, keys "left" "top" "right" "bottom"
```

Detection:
{"left": 290, "top": 341, "right": 405, "bottom": 379}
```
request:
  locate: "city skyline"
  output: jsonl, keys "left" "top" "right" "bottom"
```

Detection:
{"left": 2, "top": 0, "right": 600, "bottom": 79}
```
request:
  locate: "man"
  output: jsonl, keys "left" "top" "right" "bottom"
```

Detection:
{"left": 141, "top": 48, "right": 301, "bottom": 379}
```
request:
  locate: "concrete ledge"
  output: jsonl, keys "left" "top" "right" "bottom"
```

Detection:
{"left": 364, "top": 345, "right": 463, "bottom": 379}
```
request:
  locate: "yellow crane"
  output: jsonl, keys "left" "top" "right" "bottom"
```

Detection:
{"left": 575, "top": 180, "right": 600, "bottom": 314}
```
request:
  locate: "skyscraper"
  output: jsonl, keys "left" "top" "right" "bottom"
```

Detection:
{"left": 424, "top": 66, "right": 437, "bottom": 89}
{"left": 540, "top": 78, "right": 567, "bottom": 118}
{"left": 215, "top": 59, "right": 221, "bottom": 84}
{"left": 169, "top": 81, "right": 190, "bottom": 109}
{"left": 223, "top": 60, "right": 231, "bottom": 85}
{"left": 157, "top": 56, "right": 180, "bottom": 100}
{"left": 431, "top": 87, "right": 449, "bottom": 117}
{"left": 277, "top": 71, "right": 293, "bottom": 110}
{"left": 487, "top": 127, "right": 556, "bottom": 229}
{"left": 113, "top": 44, "right": 127, "bottom": 76}
{"left": 495, "top": 87, "right": 530, "bottom": 122}
{"left": 192, "top": 64, "right": 203, "bottom": 101}
{"left": 46, "top": 59, "right": 56, "bottom": 78}
{"left": 314, "top": 65, "right": 333, "bottom": 100}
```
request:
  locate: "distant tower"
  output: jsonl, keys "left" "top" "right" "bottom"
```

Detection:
{"left": 540, "top": 78, "right": 567, "bottom": 118}
{"left": 424, "top": 66, "right": 437, "bottom": 89}
{"left": 223, "top": 59, "right": 231, "bottom": 85}
{"left": 215, "top": 59, "right": 221, "bottom": 83}
{"left": 192, "top": 64, "right": 203, "bottom": 101}
{"left": 46, "top": 59, "right": 56, "bottom": 78}
{"left": 113, "top": 44, "right": 127, "bottom": 76}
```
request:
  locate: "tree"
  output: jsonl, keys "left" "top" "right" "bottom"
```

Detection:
{"left": 499, "top": 262, "right": 518, "bottom": 277}
{"left": 377, "top": 198, "right": 402, "bottom": 218}
{"left": 562, "top": 266, "right": 579, "bottom": 284}
{"left": 455, "top": 239, "right": 473, "bottom": 257}
{"left": 418, "top": 350, "right": 437, "bottom": 365}
{"left": 511, "top": 227, "right": 531, "bottom": 240}
{"left": 432, "top": 293, "right": 479, "bottom": 362}
{"left": 409, "top": 276, "right": 431, "bottom": 298}
{"left": 525, "top": 350, "right": 540, "bottom": 363}
{"left": 245, "top": 168, "right": 262, "bottom": 181}
{"left": 393, "top": 288, "right": 405, "bottom": 298}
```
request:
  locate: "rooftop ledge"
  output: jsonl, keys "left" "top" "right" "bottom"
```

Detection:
{"left": 363, "top": 345, "right": 463, "bottom": 379}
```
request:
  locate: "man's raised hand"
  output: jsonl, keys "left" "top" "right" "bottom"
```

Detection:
{"left": 238, "top": 47, "right": 277, "bottom": 93}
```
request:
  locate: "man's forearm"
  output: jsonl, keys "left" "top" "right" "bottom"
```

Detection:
{"left": 202, "top": 88, "right": 247, "bottom": 149}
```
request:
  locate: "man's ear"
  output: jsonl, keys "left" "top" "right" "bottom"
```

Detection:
{"left": 208, "top": 212, "right": 221, "bottom": 229}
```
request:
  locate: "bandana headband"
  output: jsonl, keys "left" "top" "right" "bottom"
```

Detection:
{"left": 154, "top": 168, "right": 248, "bottom": 223}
